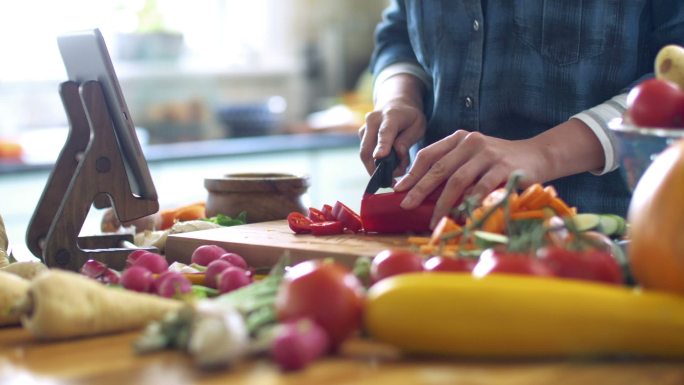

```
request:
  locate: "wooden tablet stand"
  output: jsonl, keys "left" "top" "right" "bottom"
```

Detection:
{"left": 26, "top": 80, "right": 159, "bottom": 271}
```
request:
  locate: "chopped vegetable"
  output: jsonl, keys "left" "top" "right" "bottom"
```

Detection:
{"left": 202, "top": 212, "right": 247, "bottom": 227}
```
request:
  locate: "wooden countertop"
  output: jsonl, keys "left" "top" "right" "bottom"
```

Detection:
{"left": 2, "top": 327, "right": 683, "bottom": 385}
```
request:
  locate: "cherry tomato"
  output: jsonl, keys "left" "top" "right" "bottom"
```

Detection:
{"left": 626, "top": 78, "right": 684, "bottom": 128}
{"left": 333, "top": 201, "right": 363, "bottom": 232}
{"left": 537, "top": 246, "right": 623, "bottom": 285}
{"left": 275, "top": 260, "right": 364, "bottom": 349}
{"left": 308, "top": 207, "right": 327, "bottom": 223}
{"left": 472, "top": 248, "right": 555, "bottom": 278}
{"left": 287, "top": 212, "right": 313, "bottom": 234}
{"left": 309, "top": 220, "right": 344, "bottom": 236}
{"left": 423, "top": 256, "right": 476, "bottom": 272}
{"left": 370, "top": 249, "right": 424, "bottom": 284}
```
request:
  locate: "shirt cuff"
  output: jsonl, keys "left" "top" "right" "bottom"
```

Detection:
{"left": 570, "top": 93, "right": 628, "bottom": 176}
{"left": 373, "top": 62, "right": 431, "bottom": 103}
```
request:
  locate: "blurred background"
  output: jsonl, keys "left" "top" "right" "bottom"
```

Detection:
{"left": 0, "top": 0, "right": 388, "bottom": 260}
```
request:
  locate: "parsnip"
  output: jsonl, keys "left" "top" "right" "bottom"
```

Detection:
{"left": 16, "top": 270, "right": 184, "bottom": 340}
{"left": 0, "top": 271, "right": 30, "bottom": 326}
{"left": 0, "top": 261, "right": 48, "bottom": 280}
{"left": 655, "top": 44, "right": 684, "bottom": 89}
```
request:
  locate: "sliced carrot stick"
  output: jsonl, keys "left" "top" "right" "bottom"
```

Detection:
{"left": 510, "top": 209, "right": 547, "bottom": 220}
{"left": 525, "top": 190, "right": 552, "bottom": 211}
{"left": 543, "top": 185, "right": 558, "bottom": 198}
{"left": 481, "top": 207, "right": 505, "bottom": 234}
{"left": 429, "top": 216, "right": 462, "bottom": 245}
{"left": 517, "top": 183, "right": 544, "bottom": 210}
{"left": 548, "top": 197, "right": 574, "bottom": 217}
{"left": 407, "top": 236, "right": 431, "bottom": 246}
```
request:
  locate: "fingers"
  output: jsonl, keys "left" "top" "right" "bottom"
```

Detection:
{"left": 392, "top": 118, "right": 427, "bottom": 178}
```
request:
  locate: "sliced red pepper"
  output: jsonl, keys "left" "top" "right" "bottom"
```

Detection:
{"left": 333, "top": 201, "right": 363, "bottom": 232}
{"left": 287, "top": 212, "right": 313, "bottom": 234}
{"left": 308, "top": 207, "right": 327, "bottom": 223}
{"left": 321, "top": 204, "right": 336, "bottom": 221}
{"left": 360, "top": 191, "right": 438, "bottom": 234}
{"left": 309, "top": 220, "right": 344, "bottom": 236}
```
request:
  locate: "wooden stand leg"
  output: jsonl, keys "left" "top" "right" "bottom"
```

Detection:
{"left": 30, "top": 80, "right": 158, "bottom": 271}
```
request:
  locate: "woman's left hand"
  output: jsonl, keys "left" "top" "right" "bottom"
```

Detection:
{"left": 392, "top": 130, "right": 546, "bottom": 228}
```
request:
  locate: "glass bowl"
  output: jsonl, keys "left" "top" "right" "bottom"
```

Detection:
{"left": 608, "top": 118, "right": 684, "bottom": 191}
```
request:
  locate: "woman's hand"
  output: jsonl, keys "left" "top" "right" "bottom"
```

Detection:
{"left": 393, "top": 130, "right": 545, "bottom": 227}
{"left": 393, "top": 118, "right": 606, "bottom": 228}
{"left": 359, "top": 74, "right": 427, "bottom": 177}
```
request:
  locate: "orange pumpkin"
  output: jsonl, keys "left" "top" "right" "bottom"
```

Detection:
{"left": 628, "top": 139, "right": 684, "bottom": 294}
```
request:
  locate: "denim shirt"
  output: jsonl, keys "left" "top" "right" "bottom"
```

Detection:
{"left": 370, "top": 0, "right": 684, "bottom": 216}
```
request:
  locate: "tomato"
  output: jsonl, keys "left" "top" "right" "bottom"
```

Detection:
{"left": 287, "top": 212, "right": 313, "bottom": 234}
{"left": 332, "top": 201, "right": 363, "bottom": 232}
{"left": 370, "top": 249, "right": 424, "bottom": 284}
{"left": 537, "top": 246, "right": 623, "bottom": 285}
{"left": 472, "top": 248, "right": 555, "bottom": 278}
{"left": 275, "top": 260, "right": 365, "bottom": 349}
{"left": 423, "top": 256, "right": 476, "bottom": 272}
{"left": 308, "top": 207, "right": 327, "bottom": 223}
{"left": 309, "top": 220, "right": 344, "bottom": 236}
{"left": 626, "top": 78, "right": 684, "bottom": 128}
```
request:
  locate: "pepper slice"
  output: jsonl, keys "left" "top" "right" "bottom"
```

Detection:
{"left": 309, "top": 220, "right": 345, "bottom": 236}
{"left": 287, "top": 212, "right": 313, "bottom": 234}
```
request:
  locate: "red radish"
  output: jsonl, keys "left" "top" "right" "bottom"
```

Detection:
{"left": 121, "top": 266, "right": 154, "bottom": 292}
{"left": 80, "top": 259, "right": 107, "bottom": 279}
{"left": 132, "top": 252, "right": 169, "bottom": 274}
{"left": 101, "top": 268, "right": 121, "bottom": 285}
{"left": 219, "top": 252, "right": 248, "bottom": 270}
{"left": 191, "top": 244, "right": 227, "bottom": 266}
{"left": 156, "top": 272, "right": 192, "bottom": 298}
{"left": 216, "top": 266, "right": 253, "bottom": 294}
{"left": 205, "top": 259, "right": 233, "bottom": 289}
{"left": 126, "top": 249, "right": 150, "bottom": 268}
{"left": 270, "top": 318, "right": 330, "bottom": 372}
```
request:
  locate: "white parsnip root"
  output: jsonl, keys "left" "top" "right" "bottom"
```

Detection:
{"left": 17, "top": 270, "right": 184, "bottom": 340}
{"left": 0, "top": 271, "right": 30, "bottom": 326}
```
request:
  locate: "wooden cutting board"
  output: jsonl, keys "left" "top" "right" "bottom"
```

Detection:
{"left": 164, "top": 220, "right": 414, "bottom": 269}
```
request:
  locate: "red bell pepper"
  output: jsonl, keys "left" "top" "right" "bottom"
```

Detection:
{"left": 360, "top": 191, "right": 438, "bottom": 234}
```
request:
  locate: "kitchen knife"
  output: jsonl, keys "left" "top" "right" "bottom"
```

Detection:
{"left": 364, "top": 148, "right": 398, "bottom": 195}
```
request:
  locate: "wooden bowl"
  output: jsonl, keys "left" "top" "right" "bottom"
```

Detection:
{"left": 204, "top": 173, "right": 310, "bottom": 223}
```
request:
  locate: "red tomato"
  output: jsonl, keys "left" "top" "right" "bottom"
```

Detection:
{"left": 333, "top": 201, "right": 363, "bottom": 232}
{"left": 370, "top": 249, "right": 424, "bottom": 284}
{"left": 275, "top": 260, "right": 365, "bottom": 349}
{"left": 626, "top": 78, "right": 684, "bottom": 127}
{"left": 537, "top": 246, "right": 623, "bottom": 285}
{"left": 309, "top": 220, "right": 344, "bottom": 236}
{"left": 472, "top": 248, "right": 555, "bottom": 278}
{"left": 287, "top": 212, "right": 313, "bottom": 234}
{"left": 308, "top": 207, "right": 327, "bottom": 223}
{"left": 423, "top": 256, "right": 476, "bottom": 272}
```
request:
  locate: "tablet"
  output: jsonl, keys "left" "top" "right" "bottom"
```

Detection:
{"left": 57, "top": 28, "right": 157, "bottom": 200}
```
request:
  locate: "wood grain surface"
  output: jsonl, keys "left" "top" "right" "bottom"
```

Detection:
{"left": 164, "top": 220, "right": 413, "bottom": 268}
{"left": 1, "top": 327, "right": 683, "bottom": 385}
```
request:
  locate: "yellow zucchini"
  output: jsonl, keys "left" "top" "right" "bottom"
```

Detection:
{"left": 364, "top": 273, "right": 684, "bottom": 358}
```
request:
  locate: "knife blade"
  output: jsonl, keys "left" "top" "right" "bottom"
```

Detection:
{"left": 364, "top": 148, "right": 398, "bottom": 195}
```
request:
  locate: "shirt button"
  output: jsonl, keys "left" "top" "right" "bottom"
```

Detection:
{"left": 465, "top": 96, "right": 474, "bottom": 108}
{"left": 473, "top": 19, "right": 480, "bottom": 31}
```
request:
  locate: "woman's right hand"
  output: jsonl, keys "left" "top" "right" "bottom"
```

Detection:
{"left": 358, "top": 74, "right": 427, "bottom": 177}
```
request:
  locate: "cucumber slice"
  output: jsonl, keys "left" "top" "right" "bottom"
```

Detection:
{"left": 571, "top": 213, "right": 601, "bottom": 232}
{"left": 597, "top": 215, "right": 620, "bottom": 237}
{"left": 602, "top": 214, "right": 627, "bottom": 237}
{"left": 473, "top": 231, "right": 509, "bottom": 248}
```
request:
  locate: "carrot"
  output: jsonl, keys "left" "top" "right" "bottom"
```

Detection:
{"left": 153, "top": 272, "right": 205, "bottom": 286}
{"left": 510, "top": 210, "right": 547, "bottom": 221}
{"left": 481, "top": 207, "right": 505, "bottom": 234}
{"left": 407, "top": 236, "right": 431, "bottom": 246}
{"left": 159, "top": 201, "right": 206, "bottom": 230}
{"left": 15, "top": 270, "right": 184, "bottom": 340}
{"left": 429, "top": 216, "right": 462, "bottom": 245}
{"left": 548, "top": 197, "right": 575, "bottom": 217}
{"left": 517, "top": 183, "right": 544, "bottom": 210}
{"left": 0, "top": 271, "right": 29, "bottom": 326}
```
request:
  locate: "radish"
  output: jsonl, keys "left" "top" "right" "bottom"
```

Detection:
{"left": 156, "top": 271, "right": 192, "bottom": 298}
{"left": 126, "top": 249, "right": 150, "bottom": 268}
{"left": 132, "top": 252, "right": 168, "bottom": 274}
{"left": 191, "top": 245, "right": 227, "bottom": 266}
{"left": 80, "top": 259, "right": 107, "bottom": 279}
{"left": 205, "top": 259, "right": 233, "bottom": 289}
{"left": 270, "top": 318, "right": 330, "bottom": 371}
{"left": 216, "top": 266, "right": 252, "bottom": 294}
{"left": 121, "top": 266, "right": 154, "bottom": 292}
{"left": 219, "top": 253, "right": 248, "bottom": 270}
